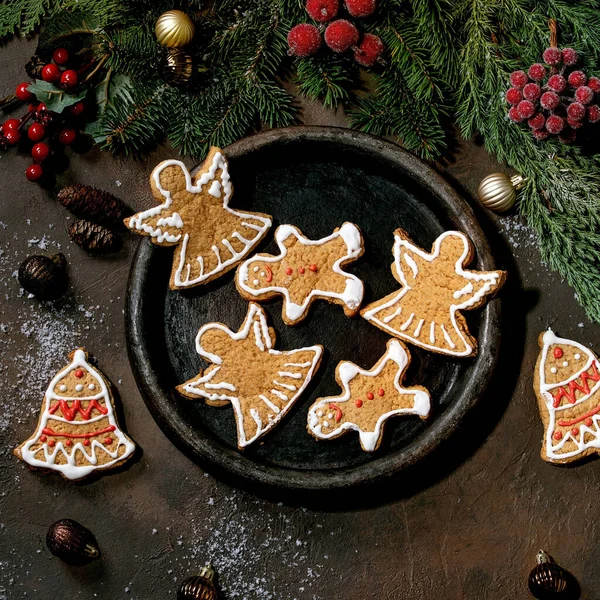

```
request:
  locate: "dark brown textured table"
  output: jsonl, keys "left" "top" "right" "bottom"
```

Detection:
{"left": 1, "top": 37, "right": 598, "bottom": 600}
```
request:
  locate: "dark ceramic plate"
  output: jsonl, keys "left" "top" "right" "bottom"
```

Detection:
{"left": 126, "top": 127, "right": 501, "bottom": 492}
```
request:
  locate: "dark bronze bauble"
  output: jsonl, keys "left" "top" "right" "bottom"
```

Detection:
{"left": 159, "top": 48, "right": 196, "bottom": 87}
{"left": 528, "top": 550, "right": 569, "bottom": 599}
{"left": 46, "top": 519, "right": 100, "bottom": 566}
{"left": 18, "top": 253, "right": 68, "bottom": 300}
{"left": 177, "top": 565, "right": 219, "bottom": 600}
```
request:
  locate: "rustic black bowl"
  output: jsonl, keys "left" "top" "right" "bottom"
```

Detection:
{"left": 125, "top": 127, "right": 501, "bottom": 493}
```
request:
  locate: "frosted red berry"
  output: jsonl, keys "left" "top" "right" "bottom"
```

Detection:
{"left": 58, "top": 128, "right": 77, "bottom": 145}
{"left": 542, "top": 47, "right": 562, "bottom": 65}
{"left": 353, "top": 33, "right": 384, "bottom": 66}
{"left": 540, "top": 91, "right": 560, "bottom": 110}
{"left": 15, "top": 82, "right": 32, "bottom": 101}
{"left": 344, "top": 0, "right": 376, "bottom": 17}
{"left": 42, "top": 63, "right": 61, "bottom": 83}
{"left": 509, "top": 71, "right": 528, "bottom": 88}
{"left": 306, "top": 0, "right": 339, "bottom": 22}
{"left": 547, "top": 74, "right": 566, "bottom": 93}
{"left": 588, "top": 105, "right": 600, "bottom": 123}
{"left": 545, "top": 115, "right": 565, "bottom": 134}
{"left": 561, "top": 48, "right": 578, "bottom": 66}
{"left": 588, "top": 77, "right": 600, "bottom": 93}
{"left": 508, "top": 106, "right": 524, "bottom": 123}
{"left": 3, "top": 118, "right": 20, "bottom": 132}
{"left": 567, "top": 101, "right": 586, "bottom": 121}
{"left": 5, "top": 129, "right": 20, "bottom": 145}
{"left": 567, "top": 117, "right": 583, "bottom": 129}
{"left": 568, "top": 70, "right": 587, "bottom": 88}
{"left": 506, "top": 88, "right": 522, "bottom": 105}
{"left": 324, "top": 19, "right": 359, "bottom": 52}
{"left": 27, "top": 122, "right": 45, "bottom": 142}
{"left": 517, "top": 100, "right": 535, "bottom": 119}
{"left": 528, "top": 113, "right": 545, "bottom": 130}
{"left": 60, "top": 69, "right": 78, "bottom": 90}
{"left": 532, "top": 129, "right": 549, "bottom": 140}
{"left": 528, "top": 63, "right": 545, "bottom": 81}
{"left": 69, "top": 102, "right": 85, "bottom": 117}
{"left": 26, "top": 164, "right": 43, "bottom": 181}
{"left": 523, "top": 83, "right": 541, "bottom": 101}
{"left": 287, "top": 23, "right": 321, "bottom": 57}
{"left": 52, "top": 48, "right": 69, "bottom": 65}
{"left": 31, "top": 142, "right": 50, "bottom": 162}
{"left": 575, "top": 85, "right": 594, "bottom": 105}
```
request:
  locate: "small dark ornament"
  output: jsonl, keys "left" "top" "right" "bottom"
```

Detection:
{"left": 57, "top": 184, "right": 132, "bottom": 228}
{"left": 528, "top": 550, "right": 570, "bottom": 599}
{"left": 25, "top": 55, "right": 46, "bottom": 79}
{"left": 46, "top": 519, "right": 100, "bottom": 566}
{"left": 35, "top": 106, "right": 53, "bottom": 127}
{"left": 159, "top": 48, "right": 195, "bottom": 87}
{"left": 18, "top": 253, "right": 68, "bottom": 300}
{"left": 177, "top": 565, "right": 219, "bottom": 600}
{"left": 69, "top": 220, "right": 122, "bottom": 254}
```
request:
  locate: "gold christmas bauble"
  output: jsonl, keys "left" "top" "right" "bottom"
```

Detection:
{"left": 155, "top": 10, "right": 195, "bottom": 48}
{"left": 177, "top": 565, "right": 219, "bottom": 600}
{"left": 477, "top": 172, "right": 524, "bottom": 213}
{"left": 159, "top": 48, "right": 195, "bottom": 87}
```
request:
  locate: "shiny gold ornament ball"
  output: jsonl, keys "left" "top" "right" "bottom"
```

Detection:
{"left": 159, "top": 48, "right": 195, "bottom": 87}
{"left": 528, "top": 550, "right": 570, "bottom": 599}
{"left": 155, "top": 10, "right": 195, "bottom": 48}
{"left": 177, "top": 565, "right": 219, "bottom": 600}
{"left": 477, "top": 172, "right": 524, "bottom": 213}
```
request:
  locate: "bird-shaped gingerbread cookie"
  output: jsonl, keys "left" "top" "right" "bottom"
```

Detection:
{"left": 361, "top": 230, "right": 506, "bottom": 357}
{"left": 124, "top": 147, "right": 272, "bottom": 289}
{"left": 177, "top": 303, "right": 323, "bottom": 449}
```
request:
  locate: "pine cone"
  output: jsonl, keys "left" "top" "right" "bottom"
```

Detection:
{"left": 68, "top": 220, "right": 122, "bottom": 254}
{"left": 25, "top": 55, "right": 46, "bottom": 79}
{"left": 58, "top": 184, "right": 132, "bottom": 229}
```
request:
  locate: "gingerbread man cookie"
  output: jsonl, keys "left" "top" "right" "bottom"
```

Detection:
{"left": 177, "top": 303, "right": 323, "bottom": 449}
{"left": 361, "top": 230, "right": 506, "bottom": 357}
{"left": 14, "top": 349, "right": 136, "bottom": 480}
{"left": 124, "top": 147, "right": 272, "bottom": 289}
{"left": 236, "top": 222, "right": 364, "bottom": 325}
{"left": 307, "top": 339, "right": 430, "bottom": 452}
{"left": 535, "top": 329, "right": 600, "bottom": 464}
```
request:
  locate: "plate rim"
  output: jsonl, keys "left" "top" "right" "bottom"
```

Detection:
{"left": 125, "top": 126, "right": 501, "bottom": 492}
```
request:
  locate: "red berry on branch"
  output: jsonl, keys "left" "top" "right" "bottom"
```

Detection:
{"left": 567, "top": 101, "right": 586, "bottom": 120}
{"left": 517, "top": 100, "right": 535, "bottom": 119}
{"left": 561, "top": 48, "right": 578, "bottom": 66}
{"left": 37, "top": 102, "right": 47, "bottom": 112}
{"left": 528, "top": 63, "right": 545, "bottom": 81}
{"left": 523, "top": 82, "right": 541, "bottom": 101}
{"left": 532, "top": 128, "right": 549, "bottom": 140}
{"left": 306, "top": 0, "right": 339, "bottom": 22}
{"left": 344, "top": 0, "right": 376, "bottom": 17}
{"left": 508, "top": 106, "right": 524, "bottom": 123}
{"left": 546, "top": 114, "right": 565, "bottom": 134}
{"left": 509, "top": 70, "right": 528, "bottom": 88}
{"left": 588, "top": 105, "right": 600, "bottom": 123}
{"left": 27, "top": 122, "right": 46, "bottom": 142}
{"left": 3, "top": 118, "right": 20, "bottom": 132}
{"left": 568, "top": 70, "right": 587, "bottom": 88}
{"left": 5, "top": 129, "right": 20, "bottom": 145}
{"left": 540, "top": 91, "right": 560, "bottom": 110}
{"left": 547, "top": 74, "right": 566, "bottom": 93}
{"left": 353, "top": 33, "right": 384, "bottom": 66}
{"left": 528, "top": 113, "right": 546, "bottom": 130}
{"left": 324, "top": 19, "right": 359, "bottom": 52}
{"left": 60, "top": 69, "right": 78, "bottom": 90}
{"left": 26, "top": 163, "right": 43, "bottom": 182}
{"left": 588, "top": 77, "right": 600, "bottom": 93}
{"left": 287, "top": 23, "right": 321, "bottom": 57}
{"left": 506, "top": 87, "right": 523, "bottom": 105}
{"left": 52, "top": 48, "right": 69, "bottom": 65}
{"left": 15, "top": 82, "right": 33, "bottom": 101}
{"left": 559, "top": 128, "right": 577, "bottom": 144}
{"left": 542, "top": 47, "right": 562, "bottom": 65}
{"left": 42, "top": 63, "right": 61, "bottom": 83}
{"left": 32, "top": 142, "right": 50, "bottom": 162}
{"left": 58, "top": 128, "right": 77, "bottom": 145}
{"left": 575, "top": 85, "right": 594, "bottom": 105}
{"left": 567, "top": 117, "right": 583, "bottom": 129}
{"left": 69, "top": 102, "right": 85, "bottom": 117}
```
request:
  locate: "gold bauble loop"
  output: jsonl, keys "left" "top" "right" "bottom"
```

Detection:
{"left": 155, "top": 10, "right": 195, "bottom": 48}
{"left": 477, "top": 172, "right": 524, "bottom": 213}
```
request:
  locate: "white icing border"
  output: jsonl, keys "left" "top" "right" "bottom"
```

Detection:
{"left": 307, "top": 340, "right": 430, "bottom": 452}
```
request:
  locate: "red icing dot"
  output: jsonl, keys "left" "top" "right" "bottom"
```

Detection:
{"left": 65, "top": 439, "right": 73, "bottom": 447}
{"left": 355, "top": 399, "right": 363, "bottom": 408}
{"left": 571, "top": 427, "right": 580, "bottom": 436}
{"left": 74, "top": 369, "right": 84, "bottom": 378}
{"left": 298, "top": 267, "right": 305, "bottom": 274}
{"left": 48, "top": 440, "right": 55, "bottom": 447}
{"left": 366, "top": 391, "right": 374, "bottom": 400}
{"left": 309, "top": 264, "right": 318, "bottom": 272}
{"left": 104, "top": 437, "right": 113, "bottom": 445}
{"left": 554, "top": 431, "right": 563, "bottom": 440}
{"left": 378, "top": 388, "right": 384, "bottom": 396}
{"left": 586, "top": 418, "right": 594, "bottom": 427}
{"left": 553, "top": 347, "right": 564, "bottom": 359}
{"left": 83, "top": 439, "right": 90, "bottom": 446}
{"left": 39, "top": 435, "right": 47, "bottom": 442}
{"left": 285, "top": 267, "right": 293, "bottom": 275}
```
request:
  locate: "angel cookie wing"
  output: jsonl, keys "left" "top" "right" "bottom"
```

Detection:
{"left": 124, "top": 147, "right": 272, "bottom": 290}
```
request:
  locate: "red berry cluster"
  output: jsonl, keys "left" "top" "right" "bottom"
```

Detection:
{"left": 506, "top": 47, "right": 600, "bottom": 143}
{"left": 2, "top": 48, "right": 87, "bottom": 183}
{"left": 287, "top": 0, "right": 384, "bottom": 67}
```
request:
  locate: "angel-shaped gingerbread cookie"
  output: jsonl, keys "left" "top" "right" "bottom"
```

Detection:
{"left": 236, "top": 222, "right": 364, "bottom": 325}
{"left": 307, "top": 339, "right": 430, "bottom": 451}
{"left": 361, "top": 230, "right": 506, "bottom": 357}
{"left": 535, "top": 329, "right": 600, "bottom": 464}
{"left": 124, "top": 147, "right": 272, "bottom": 289}
{"left": 177, "top": 303, "right": 323, "bottom": 449}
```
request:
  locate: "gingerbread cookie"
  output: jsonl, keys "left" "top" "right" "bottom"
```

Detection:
{"left": 124, "top": 147, "right": 272, "bottom": 289}
{"left": 14, "top": 349, "right": 136, "bottom": 480}
{"left": 236, "top": 222, "right": 364, "bottom": 325}
{"left": 535, "top": 329, "right": 600, "bottom": 464}
{"left": 361, "top": 230, "right": 506, "bottom": 357}
{"left": 177, "top": 303, "right": 323, "bottom": 449}
{"left": 307, "top": 339, "right": 430, "bottom": 451}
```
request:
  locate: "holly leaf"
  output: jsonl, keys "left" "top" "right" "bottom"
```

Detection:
{"left": 26, "top": 81, "right": 87, "bottom": 114}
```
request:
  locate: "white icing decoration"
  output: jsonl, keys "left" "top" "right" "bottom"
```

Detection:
{"left": 413, "top": 319, "right": 425, "bottom": 338}
{"left": 550, "top": 367, "right": 557, "bottom": 374}
{"left": 253, "top": 279, "right": 259, "bottom": 286}
{"left": 236, "top": 222, "right": 364, "bottom": 323}
{"left": 88, "top": 384, "right": 95, "bottom": 390}
{"left": 259, "top": 394, "right": 280, "bottom": 414}
{"left": 271, "top": 389, "right": 288, "bottom": 401}
{"left": 208, "top": 180, "right": 221, "bottom": 198}
{"left": 59, "top": 384, "right": 67, "bottom": 392}
{"left": 575, "top": 353, "right": 581, "bottom": 359}
{"left": 403, "top": 252, "right": 418, "bottom": 278}
{"left": 19, "top": 349, "right": 135, "bottom": 480}
{"left": 563, "top": 361, "right": 568, "bottom": 367}
{"left": 307, "top": 340, "right": 431, "bottom": 451}
{"left": 362, "top": 231, "right": 501, "bottom": 357}
{"left": 253, "top": 266, "right": 259, "bottom": 272}
{"left": 75, "top": 384, "right": 84, "bottom": 392}
{"left": 399, "top": 313, "right": 414, "bottom": 332}
{"left": 274, "top": 380, "right": 296, "bottom": 391}
{"left": 453, "top": 281, "right": 474, "bottom": 299}
{"left": 440, "top": 325, "right": 456, "bottom": 349}
{"left": 322, "top": 421, "right": 329, "bottom": 428}
{"left": 278, "top": 371, "right": 302, "bottom": 379}
{"left": 260, "top": 272, "right": 265, "bottom": 277}
{"left": 284, "top": 362, "right": 312, "bottom": 368}
{"left": 327, "top": 413, "right": 333, "bottom": 419}
{"left": 382, "top": 306, "right": 402, "bottom": 324}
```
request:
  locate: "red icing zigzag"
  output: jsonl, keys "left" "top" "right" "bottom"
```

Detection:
{"left": 551, "top": 361, "right": 600, "bottom": 408}
{"left": 48, "top": 399, "right": 108, "bottom": 422}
